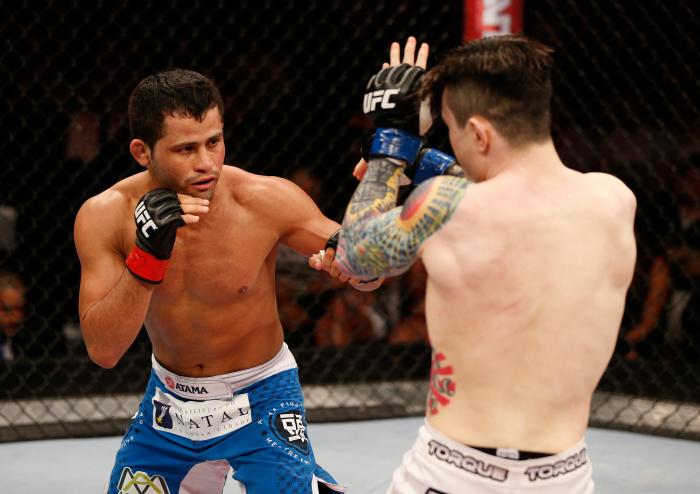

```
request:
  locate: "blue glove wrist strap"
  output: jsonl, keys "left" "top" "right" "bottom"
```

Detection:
{"left": 369, "top": 128, "right": 423, "bottom": 165}
{"left": 413, "top": 148, "right": 457, "bottom": 184}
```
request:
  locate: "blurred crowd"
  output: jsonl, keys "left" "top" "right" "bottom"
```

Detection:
{"left": 618, "top": 154, "right": 700, "bottom": 362}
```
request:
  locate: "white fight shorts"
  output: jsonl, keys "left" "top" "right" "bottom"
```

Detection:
{"left": 387, "top": 420, "right": 594, "bottom": 493}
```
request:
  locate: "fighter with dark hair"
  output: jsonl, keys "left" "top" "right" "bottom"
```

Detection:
{"left": 75, "top": 68, "right": 378, "bottom": 494}
{"left": 318, "top": 36, "right": 637, "bottom": 493}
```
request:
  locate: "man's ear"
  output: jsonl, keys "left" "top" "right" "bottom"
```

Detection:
{"left": 129, "top": 139, "right": 150, "bottom": 168}
{"left": 468, "top": 116, "right": 490, "bottom": 154}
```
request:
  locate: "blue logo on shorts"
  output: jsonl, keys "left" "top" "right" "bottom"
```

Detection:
{"left": 153, "top": 400, "right": 173, "bottom": 429}
{"left": 271, "top": 409, "right": 309, "bottom": 454}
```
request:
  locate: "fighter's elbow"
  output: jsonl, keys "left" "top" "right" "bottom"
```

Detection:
{"left": 349, "top": 277, "right": 385, "bottom": 292}
{"left": 79, "top": 312, "right": 128, "bottom": 368}
{"left": 91, "top": 352, "right": 121, "bottom": 369}
{"left": 84, "top": 342, "right": 123, "bottom": 369}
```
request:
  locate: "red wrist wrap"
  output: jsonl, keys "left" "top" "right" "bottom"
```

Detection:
{"left": 125, "top": 245, "right": 169, "bottom": 284}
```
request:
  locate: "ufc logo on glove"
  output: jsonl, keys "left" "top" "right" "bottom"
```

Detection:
{"left": 135, "top": 201, "right": 158, "bottom": 238}
{"left": 363, "top": 89, "right": 399, "bottom": 112}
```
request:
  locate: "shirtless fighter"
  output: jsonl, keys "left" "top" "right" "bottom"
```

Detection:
{"left": 74, "top": 68, "right": 379, "bottom": 493}
{"left": 322, "top": 36, "right": 637, "bottom": 493}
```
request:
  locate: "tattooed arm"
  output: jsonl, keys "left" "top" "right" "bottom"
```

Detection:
{"left": 335, "top": 157, "right": 469, "bottom": 279}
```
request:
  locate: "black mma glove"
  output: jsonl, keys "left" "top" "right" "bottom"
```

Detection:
{"left": 125, "top": 188, "right": 185, "bottom": 284}
{"left": 363, "top": 63, "right": 425, "bottom": 134}
{"left": 362, "top": 64, "right": 426, "bottom": 164}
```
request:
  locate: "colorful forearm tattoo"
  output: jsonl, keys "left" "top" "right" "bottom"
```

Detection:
{"left": 336, "top": 157, "right": 468, "bottom": 278}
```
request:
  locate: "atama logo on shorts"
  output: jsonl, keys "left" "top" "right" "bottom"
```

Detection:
{"left": 175, "top": 383, "right": 208, "bottom": 395}
{"left": 164, "top": 378, "right": 209, "bottom": 395}
{"left": 363, "top": 89, "right": 400, "bottom": 113}
{"left": 117, "top": 467, "right": 170, "bottom": 494}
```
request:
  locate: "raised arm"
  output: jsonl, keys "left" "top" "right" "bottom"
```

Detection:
{"left": 336, "top": 169, "right": 467, "bottom": 278}
{"left": 75, "top": 188, "right": 207, "bottom": 368}
{"left": 74, "top": 191, "right": 155, "bottom": 368}
{"left": 262, "top": 175, "right": 384, "bottom": 291}
{"left": 333, "top": 38, "right": 469, "bottom": 278}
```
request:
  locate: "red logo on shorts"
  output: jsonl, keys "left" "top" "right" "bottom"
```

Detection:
{"left": 428, "top": 352, "right": 456, "bottom": 415}
{"left": 165, "top": 377, "right": 175, "bottom": 389}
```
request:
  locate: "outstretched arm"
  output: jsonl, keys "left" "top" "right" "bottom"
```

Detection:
{"left": 332, "top": 37, "right": 468, "bottom": 278}
{"left": 266, "top": 175, "right": 384, "bottom": 290}
{"left": 335, "top": 163, "right": 468, "bottom": 278}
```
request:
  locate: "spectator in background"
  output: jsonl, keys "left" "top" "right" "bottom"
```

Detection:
{"left": 0, "top": 202, "right": 30, "bottom": 363}
{"left": 314, "top": 258, "right": 433, "bottom": 348}
{"left": 0, "top": 206, "right": 18, "bottom": 255}
{"left": 279, "top": 167, "right": 395, "bottom": 350}
{"left": 623, "top": 155, "right": 700, "bottom": 361}
{"left": 623, "top": 253, "right": 671, "bottom": 360}
{"left": 664, "top": 158, "right": 700, "bottom": 358}
{"left": 314, "top": 287, "right": 382, "bottom": 347}
{"left": 620, "top": 159, "right": 675, "bottom": 361}
{"left": 0, "top": 272, "right": 26, "bottom": 362}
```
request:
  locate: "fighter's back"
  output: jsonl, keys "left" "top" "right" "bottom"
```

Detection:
{"left": 421, "top": 163, "right": 637, "bottom": 453}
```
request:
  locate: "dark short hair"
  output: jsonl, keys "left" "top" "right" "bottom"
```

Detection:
{"left": 128, "top": 68, "right": 225, "bottom": 149}
{"left": 420, "top": 35, "right": 554, "bottom": 146}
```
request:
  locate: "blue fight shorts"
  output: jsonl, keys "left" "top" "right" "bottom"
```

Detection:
{"left": 105, "top": 343, "right": 344, "bottom": 494}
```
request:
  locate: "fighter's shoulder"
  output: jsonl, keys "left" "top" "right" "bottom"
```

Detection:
{"left": 228, "top": 166, "right": 311, "bottom": 211}
{"left": 439, "top": 177, "right": 491, "bottom": 215}
{"left": 582, "top": 172, "right": 637, "bottom": 217}
{"left": 75, "top": 174, "right": 144, "bottom": 228}
{"left": 404, "top": 175, "right": 471, "bottom": 213}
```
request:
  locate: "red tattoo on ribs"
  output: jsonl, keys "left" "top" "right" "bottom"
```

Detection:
{"left": 428, "top": 352, "right": 456, "bottom": 415}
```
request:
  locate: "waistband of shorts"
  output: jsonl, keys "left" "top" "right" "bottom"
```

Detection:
{"left": 468, "top": 445, "right": 551, "bottom": 461}
{"left": 151, "top": 342, "right": 297, "bottom": 400}
{"left": 422, "top": 419, "right": 588, "bottom": 472}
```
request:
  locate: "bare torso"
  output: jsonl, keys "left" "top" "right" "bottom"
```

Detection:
{"left": 421, "top": 164, "right": 637, "bottom": 453}
{"left": 106, "top": 166, "right": 324, "bottom": 376}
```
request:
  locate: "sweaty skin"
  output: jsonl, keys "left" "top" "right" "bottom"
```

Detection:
{"left": 75, "top": 108, "right": 340, "bottom": 376}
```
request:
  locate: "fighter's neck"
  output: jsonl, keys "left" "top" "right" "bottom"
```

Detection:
{"left": 485, "top": 140, "right": 563, "bottom": 180}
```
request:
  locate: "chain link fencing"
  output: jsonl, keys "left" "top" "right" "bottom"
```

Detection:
{"left": 0, "top": 0, "right": 698, "bottom": 442}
